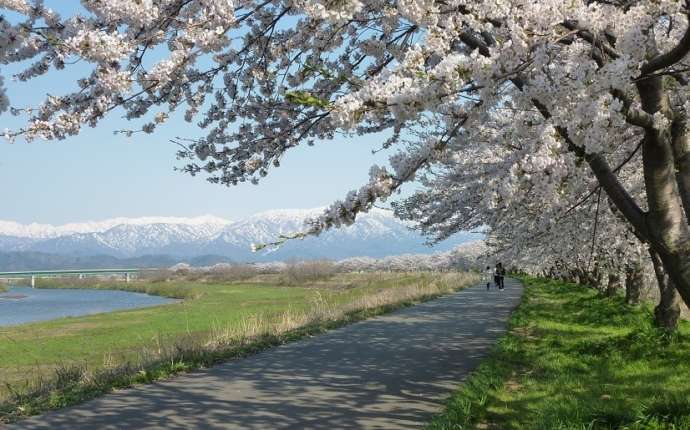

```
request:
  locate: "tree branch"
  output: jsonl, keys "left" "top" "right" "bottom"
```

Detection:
{"left": 454, "top": 22, "right": 650, "bottom": 241}
{"left": 611, "top": 88, "right": 655, "bottom": 128}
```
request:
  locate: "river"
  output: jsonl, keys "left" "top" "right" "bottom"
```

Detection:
{"left": 0, "top": 286, "right": 176, "bottom": 327}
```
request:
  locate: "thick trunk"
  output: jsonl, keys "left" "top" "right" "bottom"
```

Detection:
{"left": 655, "top": 284, "right": 680, "bottom": 331}
{"left": 624, "top": 262, "right": 643, "bottom": 305}
{"left": 606, "top": 272, "right": 621, "bottom": 297}
{"left": 670, "top": 116, "right": 690, "bottom": 223}
{"left": 574, "top": 267, "right": 587, "bottom": 285}
{"left": 650, "top": 249, "right": 681, "bottom": 331}
{"left": 636, "top": 76, "right": 690, "bottom": 309}
{"left": 590, "top": 264, "right": 605, "bottom": 292}
{"left": 652, "top": 248, "right": 690, "bottom": 306}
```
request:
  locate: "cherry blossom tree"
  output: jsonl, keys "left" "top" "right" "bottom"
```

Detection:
{"left": 390, "top": 103, "right": 685, "bottom": 326}
{"left": 336, "top": 241, "right": 485, "bottom": 272}
{"left": 3, "top": 1, "right": 690, "bottom": 308}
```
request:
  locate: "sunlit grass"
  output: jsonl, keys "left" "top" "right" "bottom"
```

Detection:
{"left": 428, "top": 277, "right": 690, "bottom": 429}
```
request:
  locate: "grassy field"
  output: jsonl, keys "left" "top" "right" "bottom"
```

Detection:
{"left": 0, "top": 271, "right": 477, "bottom": 422}
{"left": 429, "top": 277, "right": 690, "bottom": 429}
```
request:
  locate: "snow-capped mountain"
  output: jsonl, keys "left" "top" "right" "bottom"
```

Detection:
{"left": 0, "top": 209, "right": 479, "bottom": 262}
{"left": 0, "top": 215, "right": 230, "bottom": 239}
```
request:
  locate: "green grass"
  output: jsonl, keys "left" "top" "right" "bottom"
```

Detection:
{"left": 1, "top": 281, "right": 311, "bottom": 373}
{"left": 0, "top": 271, "right": 477, "bottom": 422}
{"left": 428, "top": 277, "right": 690, "bottom": 430}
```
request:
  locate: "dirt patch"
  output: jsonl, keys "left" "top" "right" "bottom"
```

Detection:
{"left": 476, "top": 420, "right": 502, "bottom": 429}
{"left": 504, "top": 372, "right": 523, "bottom": 393}
{"left": 305, "top": 282, "right": 358, "bottom": 290}
{"left": 512, "top": 326, "right": 538, "bottom": 341}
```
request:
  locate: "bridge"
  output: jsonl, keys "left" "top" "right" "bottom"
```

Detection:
{"left": 0, "top": 268, "right": 158, "bottom": 288}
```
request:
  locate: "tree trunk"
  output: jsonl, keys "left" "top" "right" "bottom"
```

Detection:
{"left": 566, "top": 268, "right": 578, "bottom": 283}
{"left": 654, "top": 278, "right": 681, "bottom": 331}
{"left": 606, "top": 272, "right": 621, "bottom": 297}
{"left": 591, "top": 264, "right": 605, "bottom": 292}
{"left": 624, "top": 262, "right": 643, "bottom": 305}
{"left": 574, "top": 268, "right": 586, "bottom": 285}
{"left": 650, "top": 249, "right": 681, "bottom": 331}
{"left": 634, "top": 75, "right": 690, "bottom": 311}
{"left": 670, "top": 115, "right": 690, "bottom": 223}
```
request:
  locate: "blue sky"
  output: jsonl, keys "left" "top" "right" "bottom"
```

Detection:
{"left": 0, "top": 124, "right": 393, "bottom": 224}
{"left": 0, "top": 4, "right": 399, "bottom": 225}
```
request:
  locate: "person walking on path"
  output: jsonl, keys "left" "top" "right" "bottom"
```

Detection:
{"left": 496, "top": 262, "right": 506, "bottom": 290}
{"left": 493, "top": 264, "right": 501, "bottom": 291}
{"left": 484, "top": 266, "right": 493, "bottom": 290}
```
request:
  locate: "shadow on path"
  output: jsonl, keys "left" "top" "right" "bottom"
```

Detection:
{"left": 12, "top": 279, "right": 523, "bottom": 430}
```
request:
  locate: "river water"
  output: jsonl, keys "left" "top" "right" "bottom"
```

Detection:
{"left": 0, "top": 286, "right": 176, "bottom": 327}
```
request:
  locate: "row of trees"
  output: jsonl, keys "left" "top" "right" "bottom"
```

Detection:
{"left": 166, "top": 240, "right": 484, "bottom": 278}
{"left": 2, "top": 1, "right": 690, "bottom": 328}
{"left": 337, "top": 241, "right": 486, "bottom": 272}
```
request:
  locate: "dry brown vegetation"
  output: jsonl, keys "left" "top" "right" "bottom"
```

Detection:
{"left": 278, "top": 260, "right": 337, "bottom": 285}
{"left": 141, "top": 264, "right": 260, "bottom": 283}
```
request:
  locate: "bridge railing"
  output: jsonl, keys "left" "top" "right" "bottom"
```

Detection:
{"left": 0, "top": 269, "right": 161, "bottom": 288}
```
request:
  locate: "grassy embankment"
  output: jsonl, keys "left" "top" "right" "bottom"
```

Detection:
{"left": 429, "top": 277, "right": 690, "bottom": 429}
{"left": 0, "top": 271, "right": 477, "bottom": 422}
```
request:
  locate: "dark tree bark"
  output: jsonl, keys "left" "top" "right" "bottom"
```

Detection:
{"left": 670, "top": 114, "right": 690, "bottom": 223}
{"left": 625, "top": 261, "right": 643, "bottom": 305}
{"left": 606, "top": 272, "right": 622, "bottom": 297}
{"left": 633, "top": 63, "right": 690, "bottom": 311}
{"left": 591, "top": 264, "right": 606, "bottom": 292}
{"left": 574, "top": 267, "right": 587, "bottom": 285}
{"left": 650, "top": 249, "right": 681, "bottom": 330}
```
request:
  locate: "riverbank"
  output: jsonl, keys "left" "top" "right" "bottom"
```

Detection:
{"left": 428, "top": 277, "right": 690, "bottom": 429}
{"left": 1, "top": 271, "right": 477, "bottom": 423}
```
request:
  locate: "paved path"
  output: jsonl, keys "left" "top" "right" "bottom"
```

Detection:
{"left": 12, "top": 279, "right": 523, "bottom": 430}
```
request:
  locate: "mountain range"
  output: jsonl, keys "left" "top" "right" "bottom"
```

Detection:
{"left": 0, "top": 209, "right": 480, "bottom": 270}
